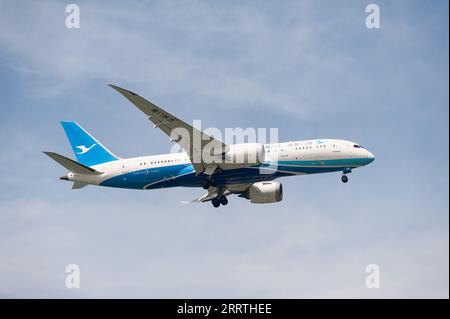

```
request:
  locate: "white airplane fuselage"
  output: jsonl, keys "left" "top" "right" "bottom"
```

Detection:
{"left": 63, "top": 139, "right": 375, "bottom": 190}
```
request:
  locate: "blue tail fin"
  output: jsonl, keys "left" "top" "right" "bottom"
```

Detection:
{"left": 61, "top": 121, "right": 119, "bottom": 167}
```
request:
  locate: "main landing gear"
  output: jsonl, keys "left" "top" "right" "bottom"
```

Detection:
{"left": 201, "top": 177, "right": 218, "bottom": 189}
{"left": 341, "top": 175, "right": 349, "bottom": 183}
{"left": 211, "top": 195, "right": 228, "bottom": 208}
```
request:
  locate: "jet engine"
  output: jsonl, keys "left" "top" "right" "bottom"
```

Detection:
{"left": 247, "top": 181, "right": 283, "bottom": 204}
{"left": 218, "top": 143, "right": 265, "bottom": 170}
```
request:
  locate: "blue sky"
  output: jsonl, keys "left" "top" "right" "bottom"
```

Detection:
{"left": 0, "top": 0, "right": 448, "bottom": 298}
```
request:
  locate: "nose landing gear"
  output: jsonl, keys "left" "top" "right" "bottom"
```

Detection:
{"left": 341, "top": 168, "right": 351, "bottom": 183}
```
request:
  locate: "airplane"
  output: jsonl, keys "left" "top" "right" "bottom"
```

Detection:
{"left": 43, "top": 85, "right": 375, "bottom": 208}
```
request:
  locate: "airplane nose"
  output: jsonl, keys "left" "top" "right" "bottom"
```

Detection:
{"left": 366, "top": 150, "right": 375, "bottom": 163}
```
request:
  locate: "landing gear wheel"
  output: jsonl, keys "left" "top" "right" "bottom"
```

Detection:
{"left": 341, "top": 175, "right": 349, "bottom": 183}
{"left": 219, "top": 195, "right": 228, "bottom": 205}
{"left": 212, "top": 198, "right": 220, "bottom": 208}
{"left": 210, "top": 178, "right": 218, "bottom": 187}
{"left": 201, "top": 179, "right": 210, "bottom": 189}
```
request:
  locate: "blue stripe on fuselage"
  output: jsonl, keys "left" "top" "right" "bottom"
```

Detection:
{"left": 99, "top": 157, "right": 373, "bottom": 189}
{"left": 100, "top": 163, "right": 193, "bottom": 189}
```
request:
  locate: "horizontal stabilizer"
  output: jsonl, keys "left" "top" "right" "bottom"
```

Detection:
{"left": 43, "top": 151, "right": 102, "bottom": 175}
{"left": 72, "top": 181, "right": 88, "bottom": 189}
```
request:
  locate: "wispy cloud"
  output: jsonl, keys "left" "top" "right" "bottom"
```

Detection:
{"left": 0, "top": 0, "right": 412, "bottom": 116}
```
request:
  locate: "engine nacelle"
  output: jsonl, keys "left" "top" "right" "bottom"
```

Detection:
{"left": 248, "top": 181, "right": 283, "bottom": 204}
{"left": 219, "top": 143, "right": 265, "bottom": 170}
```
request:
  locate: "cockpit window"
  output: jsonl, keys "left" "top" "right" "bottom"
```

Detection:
{"left": 353, "top": 144, "right": 364, "bottom": 148}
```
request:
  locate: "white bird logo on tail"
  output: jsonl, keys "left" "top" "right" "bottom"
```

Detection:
{"left": 75, "top": 143, "right": 97, "bottom": 154}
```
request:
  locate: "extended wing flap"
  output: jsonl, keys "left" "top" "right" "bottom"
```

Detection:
{"left": 181, "top": 187, "right": 235, "bottom": 204}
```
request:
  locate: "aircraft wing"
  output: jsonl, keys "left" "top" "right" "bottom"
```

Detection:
{"left": 109, "top": 85, "right": 227, "bottom": 175}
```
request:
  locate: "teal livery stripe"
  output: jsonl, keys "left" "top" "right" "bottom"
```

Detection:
{"left": 268, "top": 157, "right": 373, "bottom": 167}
